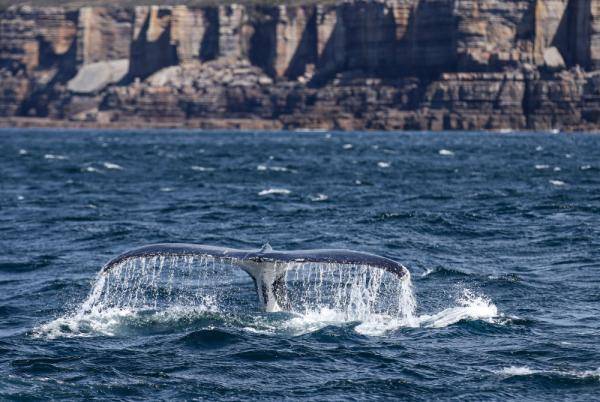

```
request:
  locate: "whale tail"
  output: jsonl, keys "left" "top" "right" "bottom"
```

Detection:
{"left": 101, "top": 243, "right": 408, "bottom": 312}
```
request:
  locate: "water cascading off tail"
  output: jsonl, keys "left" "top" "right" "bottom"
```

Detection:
{"left": 77, "top": 244, "right": 416, "bottom": 327}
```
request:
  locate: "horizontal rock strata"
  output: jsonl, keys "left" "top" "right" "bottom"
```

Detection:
{"left": 1, "top": 1, "right": 599, "bottom": 131}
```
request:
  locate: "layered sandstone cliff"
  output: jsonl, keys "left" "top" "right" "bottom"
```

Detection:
{"left": 1, "top": 1, "right": 599, "bottom": 130}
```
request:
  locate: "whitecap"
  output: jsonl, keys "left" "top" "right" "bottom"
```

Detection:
{"left": 438, "top": 149, "right": 454, "bottom": 156}
{"left": 17, "top": 195, "right": 24, "bottom": 201}
{"left": 160, "top": 187, "right": 174, "bottom": 192}
{"left": 18, "top": 149, "right": 28, "bottom": 155}
{"left": 421, "top": 267, "right": 435, "bottom": 277}
{"left": 44, "top": 154, "right": 67, "bottom": 160}
{"left": 496, "top": 366, "right": 600, "bottom": 380}
{"left": 258, "top": 164, "right": 289, "bottom": 172}
{"left": 553, "top": 166, "right": 561, "bottom": 172}
{"left": 377, "top": 161, "right": 391, "bottom": 168}
{"left": 581, "top": 165, "right": 592, "bottom": 170}
{"left": 83, "top": 166, "right": 102, "bottom": 173}
{"left": 549, "top": 180, "right": 566, "bottom": 186}
{"left": 191, "top": 165, "right": 215, "bottom": 172}
{"left": 103, "top": 162, "right": 123, "bottom": 170}
{"left": 309, "top": 193, "right": 328, "bottom": 202}
{"left": 258, "top": 188, "right": 291, "bottom": 196}
{"left": 342, "top": 143, "right": 353, "bottom": 150}
{"left": 535, "top": 164, "right": 550, "bottom": 170}
{"left": 535, "top": 146, "right": 543, "bottom": 151}
{"left": 498, "top": 366, "right": 537, "bottom": 376}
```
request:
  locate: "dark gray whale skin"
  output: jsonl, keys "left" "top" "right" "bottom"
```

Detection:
{"left": 101, "top": 243, "right": 408, "bottom": 278}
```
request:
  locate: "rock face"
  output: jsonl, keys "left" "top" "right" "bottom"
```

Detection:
{"left": 67, "top": 59, "right": 128, "bottom": 94}
{"left": 0, "top": 1, "right": 599, "bottom": 131}
{"left": 77, "top": 7, "right": 133, "bottom": 65}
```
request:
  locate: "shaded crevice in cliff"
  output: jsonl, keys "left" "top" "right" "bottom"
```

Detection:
{"left": 249, "top": 7, "right": 278, "bottom": 77}
{"left": 283, "top": 7, "right": 317, "bottom": 80}
{"left": 200, "top": 7, "right": 219, "bottom": 62}
{"left": 564, "top": 0, "right": 592, "bottom": 69}
{"left": 128, "top": 7, "right": 178, "bottom": 80}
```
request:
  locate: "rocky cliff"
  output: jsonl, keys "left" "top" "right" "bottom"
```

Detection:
{"left": 1, "top": 1, "right": 599, "bottom": 131}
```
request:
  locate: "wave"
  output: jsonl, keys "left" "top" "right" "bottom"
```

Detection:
{"left": 309, "top": 193, "right": 328, "bottom": 202}
{"left": 191, "top": 165, "right": 215, "bottom": 172}
{"left": 258, "top": 188, "right": 291, "bottom": 196}
{"left": 44, "top": 154, "right": 68, "bottom": 160}
{"left": 256, "top": 164, "right": 293, "bottom": 173}
{"left": 497, "top": 366, "right": 600, "bottom": 381}
{"left": 103, "top": 162, "right": 123, "bottom": 170}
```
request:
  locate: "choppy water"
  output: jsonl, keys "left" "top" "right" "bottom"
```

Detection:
{"left": 1, "top": 129, "right": 599, "bottom": 400}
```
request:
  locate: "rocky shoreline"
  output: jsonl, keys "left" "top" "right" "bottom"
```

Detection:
{"left": 1, "top": 1, "right": 599, "bottom": 131}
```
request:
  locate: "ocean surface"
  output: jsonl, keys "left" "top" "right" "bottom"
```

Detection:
{"left": 0, "top": 129, "right": 599, "bottom": 400}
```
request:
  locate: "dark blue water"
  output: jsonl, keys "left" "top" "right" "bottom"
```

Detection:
{"left": 1, "top": 129, "right": 599, "bottom": 400}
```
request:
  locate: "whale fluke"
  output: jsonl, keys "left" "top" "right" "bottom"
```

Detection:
{"left": 101, "top": 244, "right": 409, "bottom": 312}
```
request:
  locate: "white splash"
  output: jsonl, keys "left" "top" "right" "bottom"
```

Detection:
{"left": 34, "top": 255, "right": 224, "bottom": 339}
{"left": 549, "top": 179, "right": 566, "bottom": 186}
{"left": 535, "top": 164, "right": 550, "bottom": 170}
{"left": 259, "top": 188, "right": 291, "bottom": 196}
{"left": 439, "top": 149, "right": 454, "bottom": 156}
{"left": 342, "top": 144, "right": 353, "bottom": 150}
{"left": 417, "top": 289, "right": 497, "bottom": 328}
{"left": 377, "top": 161, "right": 391, "bottom": 168}
{"left": 279, "top": 266, "right": 418, "bottom": 336}
{"left": 35, "top": 256, "right": 501, "bottom": 339}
